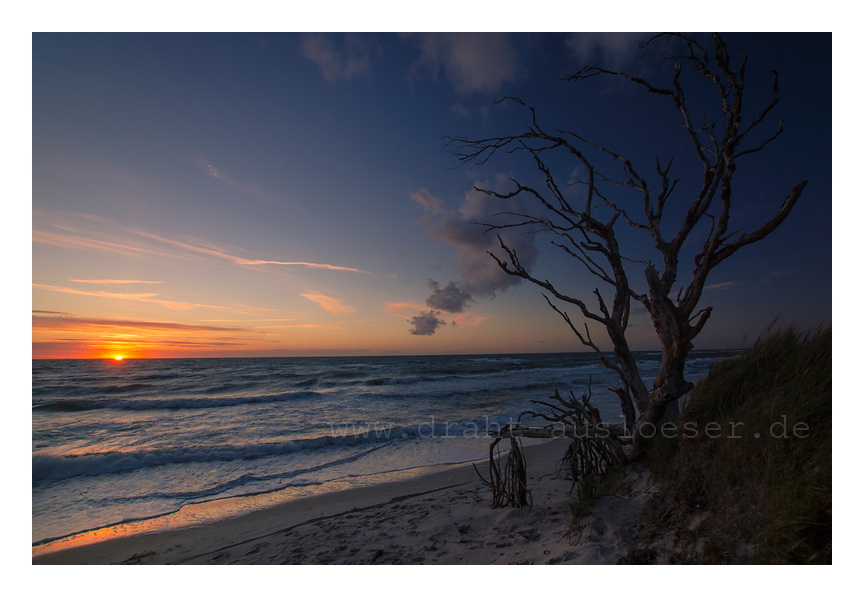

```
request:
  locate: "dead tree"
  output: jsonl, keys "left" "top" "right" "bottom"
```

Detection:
{"left": 447, "top": 33, "right": 806, "bottom": 453}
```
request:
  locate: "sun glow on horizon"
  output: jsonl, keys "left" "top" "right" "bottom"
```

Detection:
{"left": 113, "top": 355, "right": 124, "bottom": 361}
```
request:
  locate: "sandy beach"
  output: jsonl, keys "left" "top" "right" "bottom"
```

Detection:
{"left": 33, "top": 439, "right": 655, "bottom": 565}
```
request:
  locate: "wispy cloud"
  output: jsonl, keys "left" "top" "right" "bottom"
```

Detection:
{"left": 194, "top": 157, "right": 273, "bottom": 200}
{"left": 35, "top": 212, "right": 369, "bottom": 275}
{"left": 32, "top": 312, "right": 241, "bottom": 332}
{"left": 136, "top": 232, "right": 370, "bottom": 273}
{"left": 33, "top": 212, "right": 370, "bottom": 276}
{"left": 252, "top": 323, "right": 345, "bottom": 330}
{"left": 452, "top": 313, "right": 492, "bottom": 327}
{"left": 705, "top": 281, "right": 739, "bottom": 291}
{"left": 409, "top": 188, "right": 446, "bottom": 215}
{"left": 33, "top": 283, "right": 254, "bottom": 313}
{"left": 383, "top": 301, "right": 428, "bottom": 319}
{"left": 33, "top": 284, "right": 159, "bottom": 301}
{"left": 33, "top": 230, "right": 175, "bottom": 259}
{"left": 200, "top": 318, "right": 296, "bottom": 323}
{"left": 229, "top": 303, "right": 279, "bottom": 313}
{"left": 300, "top": 291, "right": 357, "bottom": 314}
{"left": 237, "top": 259, "right": 368, "bottom": 272}
{"left": 69, "top": 279, "right": 163, "bottom": 285}
{"left": 405, "top": 33, "right": 519, "bottom": 95}
{"left": 300, "top": 34, "right": 376, "bottom": 83}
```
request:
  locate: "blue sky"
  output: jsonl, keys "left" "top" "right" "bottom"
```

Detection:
{"left": 30, "top": 29, "right": 832, "bottom": 357}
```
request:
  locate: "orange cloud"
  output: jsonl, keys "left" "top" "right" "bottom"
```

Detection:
{"left": 236, "top": 259, "right": 368, "bottom": 273}
{"left": 33, "top": 283, "right": 159, "bottom": 301}
{"left": 383, "top": 301, "right": 428, "bottom": 319}
{"left": 300, "top": 291, "right": 357, "bottom": 314}
{"left": 33, "top": 230, "right": 174, "bottom": 259}
{"left": 252, "top": 323, "right": 345, "bottom": 330}
{"left": 68, "top": 279, "right": 163, "bottom": 284}
{"left": 32, "top": 283, "right": 254, "bottom": 313}
{"left": 452, "top": 313, "right": 493, "bottom": 327}
{"left": 31, "top": 311, "right": 258, "bottom": 359}
{"left": 32, "top": 313, "right": 241, "bottom": 332}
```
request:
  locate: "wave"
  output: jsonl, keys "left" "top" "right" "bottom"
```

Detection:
{"left": 32, "top": 390, "right": 321, "bottom": 413}
{"left": 347, "top": 363, "right": 604, "bottom": 389}
{"left": 31, "top": 382, "right": 154, "bottom": 397}
{"left": 468, "top": 357, "right": 528, "bottom": 365}
{"left": 97, "top": 444, "right": 388, "bottom": 504}
{"left": 31, "top": 360, "right": 627, "bottom": 416}
{"left": 33, "top": 437, "right": 375, "bottom": 484}
{"left": 31, "top": 418, "right": 503, "bottom": 485}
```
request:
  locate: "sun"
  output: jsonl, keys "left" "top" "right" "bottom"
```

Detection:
{"left": 113, "top": 355, "right": 125, "bottom": 361}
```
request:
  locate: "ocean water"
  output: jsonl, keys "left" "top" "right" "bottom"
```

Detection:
{"left": 32, "top": 351, "right": 729, "bottom": 552}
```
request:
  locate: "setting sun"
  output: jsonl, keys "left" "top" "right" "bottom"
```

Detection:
{"left": 113, "top": 355, "right": 124, "bottom": 361}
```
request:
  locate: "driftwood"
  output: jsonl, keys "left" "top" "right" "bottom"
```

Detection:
{"left": 477, "top": 384, "right": 626, "bottom": 506}
{"left": 473, "top": 426, "right": 531, "bottom": 508}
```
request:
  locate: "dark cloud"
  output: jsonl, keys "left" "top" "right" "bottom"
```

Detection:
{"left": 403, "top": 33, "right": 519, "bottom": 95}
{"left": 407, "top": 181, "right": 544, "bottom": 338}
{"left": 564, "top": 33, "right": 678, "bottom": 80}
{"left": 408, "top": 310, "right": 447, "bottom": 336}
{"left": 425, "top": 279, "right": 473, "bottom": 313}
{"left": 411, "top": 180, "right": 540, "bottom": 298}
{"left": 299, "top": 33, "right": 377, "bottom": 83}
{"left": 565, "top": 33, "right": 645, "bottom": 70}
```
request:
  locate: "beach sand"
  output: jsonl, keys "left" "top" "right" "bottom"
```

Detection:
{"left": 33, "top": 439, "right": 655, "bottom": 565}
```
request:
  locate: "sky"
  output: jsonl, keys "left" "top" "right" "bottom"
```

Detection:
{"left": 30, "top": 30, "right": 832, "bottom": 359}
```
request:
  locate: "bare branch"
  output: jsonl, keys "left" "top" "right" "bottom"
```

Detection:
{"left": 712, "top": 180, "right": 807, "bottom": 264}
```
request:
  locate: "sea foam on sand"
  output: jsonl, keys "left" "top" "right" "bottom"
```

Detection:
{"left": 33, "top": 439, "right": 654, "bottom": 565}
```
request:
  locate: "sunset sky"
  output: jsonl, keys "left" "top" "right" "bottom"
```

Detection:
{"left": 31, "top": 31, "right": 832, "bottom": 359}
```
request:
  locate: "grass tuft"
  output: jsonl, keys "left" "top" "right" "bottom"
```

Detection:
{"left": 628, "top": 325, "right": 831, "bottom": 564}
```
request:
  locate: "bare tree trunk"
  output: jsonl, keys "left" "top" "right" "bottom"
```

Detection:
{"left": 610, "top": 386, "right": 636, "bottom": 431}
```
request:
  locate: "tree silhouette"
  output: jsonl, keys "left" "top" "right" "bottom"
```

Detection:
{"left": 447, "top": 33, "right": 806, "bottom": 452}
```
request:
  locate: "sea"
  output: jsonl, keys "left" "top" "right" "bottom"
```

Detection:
{"left": 32, "top": 351, "right": 731, "bottom": 554}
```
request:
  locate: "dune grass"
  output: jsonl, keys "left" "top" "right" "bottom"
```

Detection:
{"left": 628, "top": 325, "right": 831, "bottom": 564}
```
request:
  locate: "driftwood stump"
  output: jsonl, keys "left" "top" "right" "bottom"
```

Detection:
{"left": 477, "top": 385, "right": 626, "bottom": 507}
{"left": 474, "top": 425, "right": 531, "bottom": 508}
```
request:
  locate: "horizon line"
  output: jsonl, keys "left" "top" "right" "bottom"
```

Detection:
{"left": 31, "top": 347, "right": 745, "bottom": 361}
